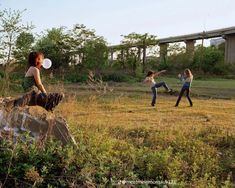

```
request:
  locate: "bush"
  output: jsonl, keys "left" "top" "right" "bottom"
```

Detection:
{"left": 193, "top": 46, "right": 224, "bottom": 74}
{"left": 213, "top": 63, "right": 231, "bottom": 75}
{"left": 9, "top": 72, "right": 24, "bottom": 81}
{"left": 102, "top": 73, "right": 131, "bottom": 82}
{"left": 63, "top": 73, "right": 88, "bottom": 83}
{"left": 0, "top": 70, "right": 4, "bottom": 79}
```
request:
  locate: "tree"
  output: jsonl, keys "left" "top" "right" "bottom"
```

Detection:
{"left": 35, "top": 27, "right": 71, "bottom": 69}
{"left": 193, "top": 46, "right": 224, "bottom": 74}
{"left": 35, "top": 24, "right": 108, "bottom": 72}
{"left": 0, "top": 9, "right": 33, "bottom": 63}
{"left": 120, "top": 33, "right": 158, "bottom": 73}
{"left": 13, "top": 31, "right": 34, "bottom": 66}
{"left": 0, "top": 9, "right": 33, "bottom": 95}
{"left": 66, "top": 24, "right": 108, "bottom": 70}
{"left": 166, "top": 43, "right": 189, "bottom": 71}
{"left": 82, "top": 37, "right": 108, "bottom": 70}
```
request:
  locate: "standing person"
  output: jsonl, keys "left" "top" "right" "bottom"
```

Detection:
{"left": 5, "top": 52, "right": 64, "bottom": 112}
{"left": 143, "top": 70, "right": 172, "bottom": 107}
{"left": 175, "top": 68, "right": 193, "bottom": 107}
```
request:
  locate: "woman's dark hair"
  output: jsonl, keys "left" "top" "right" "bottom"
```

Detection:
{"left": 28, "top": 52, "right": 44, "bottom": 67}
{"left": 146, "top": 70, "right": 155, "bottom": 77}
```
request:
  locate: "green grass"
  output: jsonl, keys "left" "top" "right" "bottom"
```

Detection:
{"left": 53, "top": 85, "right": 235, "bottom": 187}
{"left": 1, "top": 80, "right": 235, "bottom": 187}
{"left": 63, "top": 76, "right": 235, "bottom": 100}
{"left": 160, "top": 76, "right": 235, "bottom": 99}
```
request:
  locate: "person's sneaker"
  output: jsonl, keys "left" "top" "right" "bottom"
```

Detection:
{"left": 175, "top": 104, "right": 178, "bottom": 107}
{"left": 151, "top": 103, "right": 155, "bottom": 107}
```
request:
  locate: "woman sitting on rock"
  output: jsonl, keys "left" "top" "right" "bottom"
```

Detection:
{"left": 5, "top": 52, "right": 64, "bottom": 112}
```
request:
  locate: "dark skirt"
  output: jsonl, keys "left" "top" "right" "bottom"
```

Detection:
{"left": 13, "top": 90, "right": 64, "bottom": 112}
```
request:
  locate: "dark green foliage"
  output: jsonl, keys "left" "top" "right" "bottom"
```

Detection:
{"left": 193, "top": 46, "right": 225, "bottom": 74}
{"left": 35, "top": 27, "right": 71, "bottom": 69}
{"left": 213, "top": 63, "right": 231, "bottom": 75}
{"left": 63, "top": 72, "right": 88, "bottom": 83}
{"left": 102, "top": 72, "right": 133, "bottom": 82}
{"left": 13, "top": 32, "right": 35, "bottom": 66}
{"left": 82, "top": 38, "right": 108, "bottom": 70}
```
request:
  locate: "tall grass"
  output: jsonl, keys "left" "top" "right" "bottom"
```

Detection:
{"left": 0, "top": 85, "right": 234, "bottom": 187}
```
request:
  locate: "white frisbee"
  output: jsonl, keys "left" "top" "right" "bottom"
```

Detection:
{"left": 42, "top": 58, "right": 52, "bottom": 69}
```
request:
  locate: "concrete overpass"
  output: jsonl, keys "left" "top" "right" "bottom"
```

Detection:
{"left": 108, "top": 26, "right": 235, "bottom": 64}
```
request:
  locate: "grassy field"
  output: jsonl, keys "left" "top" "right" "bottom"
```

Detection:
{"left": 1, "top": 78, "right": 235, "bottom": 187}
{"left": 63, "top": 76, "right": 235, "bottom": 100}
{"left": 49, "top": 81, "right": 235, "bottom": 187}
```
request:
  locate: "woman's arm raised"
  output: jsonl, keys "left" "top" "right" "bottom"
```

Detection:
{"left": 154, "top": 70, "right": 166, "bottom": 77}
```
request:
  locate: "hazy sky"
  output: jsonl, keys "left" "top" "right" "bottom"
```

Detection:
{"left": 1, "top": 0, "right": 235, "bottom": 45}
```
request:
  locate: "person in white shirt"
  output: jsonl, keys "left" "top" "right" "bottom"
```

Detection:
{"left": 143, "top": 70, "right": 172, "bottom": 106}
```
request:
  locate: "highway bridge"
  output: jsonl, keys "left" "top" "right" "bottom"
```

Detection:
{"left": 108, "top": 26, "right": 235, "bottom": 64}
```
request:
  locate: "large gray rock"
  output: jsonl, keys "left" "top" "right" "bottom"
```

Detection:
{"left": 0, "top": 99, "right": 76, "bottom": 146}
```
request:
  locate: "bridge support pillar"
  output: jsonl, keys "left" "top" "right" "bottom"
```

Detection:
{"left": 185, "top": 40, "right": 195, "bottom": 55}
{"left": 109, "top": 49, "right": 114, "bottom": 64}
{"left": 224, "top": 34, "right": 235, "bottom": 64}
{"left": 137, "top": 47, "right": 141, "bottom": 61}
{"left": 159, "top": 43, "right": 168, "bottom": 63}
{"left": 142, "top": 46, "right": 146, "bottom": 73}
{"left": 185, "top": 40, "right": 195, "bottom": 62}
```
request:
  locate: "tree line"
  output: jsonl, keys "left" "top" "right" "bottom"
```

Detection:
{"left": 0, "top": 8, "right": 233, "bottom": 84}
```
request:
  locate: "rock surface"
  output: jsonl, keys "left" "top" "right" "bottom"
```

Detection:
{"left": 0, "top": 98, "right": 76, "bottom": 146}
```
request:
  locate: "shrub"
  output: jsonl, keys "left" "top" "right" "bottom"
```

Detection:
{"left": 213, "top": 63, "right": 230, "bottom": 75}
{"left": 63, "top": 73, "right": 87, "bottom": 83}
{"left": 193, "top": 46, "right": 224, "bottom": 74}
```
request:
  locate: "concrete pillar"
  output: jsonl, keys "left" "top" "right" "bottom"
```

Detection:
{"left": 121, "top": 49, "right": 124, "bottom": 61}
{"left": 159, "top": 43, "right": 168, "bottom": 63}
{"left": 137, "top": 47, "right": 141, "bottom": 61}
{"left": 224, "top": 34, "right": 235, "bottom": 64}
{"left": 110, "top": 49, "right": 114, "bottom": 64}
{"left": 185, "top": 40, "right": 195, "bottom": 62}
{"left": 120, "top": 49, "right": 125, "bottom": 68}
{"left": 185, "top": 40, "right": 195, "bottom": 55}
{"left": 142, "top": 46, "right": 146, "bottom": 73}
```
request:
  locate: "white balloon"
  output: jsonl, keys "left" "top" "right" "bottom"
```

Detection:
{"left": 42, "top": 58, "right": 52, "bottom": 69}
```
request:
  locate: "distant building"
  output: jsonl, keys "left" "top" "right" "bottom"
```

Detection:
{"left": 210, "top": 38, "right": 225, "bottom": 47}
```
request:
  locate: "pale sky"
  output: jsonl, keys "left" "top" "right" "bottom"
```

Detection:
{"left": 1, "top": 0, "right": 235, "bottom": 45}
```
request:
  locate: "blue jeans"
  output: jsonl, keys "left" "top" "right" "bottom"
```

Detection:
{"left": 175, "top": 86, "right": 193, "bottom": 106}
{"left": 151, "top": 82, "right": 170, "bottom": 106}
